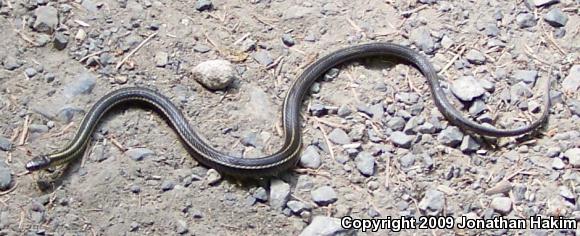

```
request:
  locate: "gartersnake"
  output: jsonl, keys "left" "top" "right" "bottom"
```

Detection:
{"left": 25, "top": 43, "right": 551, "bottom": 176}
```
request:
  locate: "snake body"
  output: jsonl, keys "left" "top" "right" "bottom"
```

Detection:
{"left": 25, "top": 43, "right": 551, "bottom": 176}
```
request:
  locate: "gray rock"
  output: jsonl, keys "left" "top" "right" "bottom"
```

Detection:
{"left": 544, "top": 8, "right": 568, "bottom": 27}
{"left": 465, "top": 49, "right": 486, "bottom": 65}
{"left": 460, "top": 136, "right": 480, "bottom": 153}
{"left": 155, "top": 51, "right": 169, "bottom": 67}
{"left": 324, "top": 68, "right": 340, "bottom": 81}
{"left": 81, "top": 0, "right": 98, "bottom": 12}
{"left": 396, "top": 92, "right": 420, "bottom": 105}
{"left": 490, "top": 197, "right": 512, "bottom": 215}
{"left": 281, "top": 34, "right": 295, "bottom": 46}
{"left": 562, "top": 65, "right": 580, "bottom": 93}
{"left": 469, "top": 99, "right": 486, "bottom": 115}
{"left": 253, "top": 187, "right": 268, "bottom": 202}
{"left": 205, "top": 169, "right": 221, "bottom": 185}
{"left": 403, "top": 116, "right": 424, "bottom": 134}
{"left": 63, "top": 72, "right": 96, "bottom": 98}
{"left": 33, "top": 6, "right": 58, "bottom": 33}
{"left": 287, "top": 200, "right": 309, "bottom": 214}
{"left": 270, "top": 179, "right": 290, "bottom": 210}
{"left": 399, "top": 153, "right": 416, "bottom": 168}
{"left": 559, "top": 186, "right": 575, "bottom": 201}
{"left": 193, "top": 44, "right": 211, "bottom": 53}
{"left": 283, "top": 6, "right": 314, "bottom": 20}
{"left": 410, "top": 28, "right": 435, "bottom": 54}
{"left": 564, "top": 148, "right": 580, "bottom": 167}
{"left": 438, "top": 126, "right": 464, "bottom": 147}
{"left": 0, "top": 163, "right": 12, "bottom": 191}
{"left": 241, "top": 132, "right": 258, "bottom": 147}
{"left": 552, "top": 158, "right": 565, "bottom": 170}
{"left": 533, "top": 0, "right": 559, "bottom": 7}
{"left": 195, "top": 0, "right": 213, "bottom": 11}
{"left": 175, "top": 220, "right": 188, "bottom": 234}
{"left": 130, "top": 185, "right": 141, "bottom": 193}
{"left": 513, "top": 70, "right": 538, "bottom": 85}
{"left": 125, "top": 148, "right": 154, "bottom": 161}
{"left": 25, "top": 68, "right": 37, "bottom": 77}
{"left": 546, "top": 146, "right": 561, "bottom": 158}
{"left": 0, "top": 136, "right": 13, "bottom": 151}
{"left": 516, "top": 13, "right": 536, "bottom": 28}
{"left": 418, "top": 190, "right": 444, "bottom": 215}
{"left": 299, "top": 146, "right": 322, "bottom": 169}
{"left": 191, "top": 60, "right": 236, "bottom": 90}
{"left": 252, "top": 51, "right": 274, "bottom": 66}
{"left": 29, "top": 124, "right": 48, "bottom": 133}
{"left": 451, "top": 76, "right": 486, "bottom": 102}
{"left": 390, "top": 131, "right": 413, "bottom": 148}
{"left": 328, "top": 128, "right": 351, "bottom": 145}
{"left": 441, "top": 35, "right": 454, "bottom": 49}
{"left": 3, "top": 57, "right": 22, "bottom": 70}
{"left": 311, "top": 186, "right": 337, "bottom": 206}
{"left": 337, "top": 105, "right": 351, "bottom": 117}
{"left": 478, "top": 79, "right": 495, "bottom": 92}
{"left": 161, "top": 180, "right": 175, "bottom": 191}
{"left": 354, "top": 152, "right": 375, "bottom": 176}
{"left": 569, "top": 100, "right": 580, "bottom": 116}
{"left": 387, "top": 117, "right": 406, "bottom": 131}
{"left": 53, "top": 32, "right": 68, "bottom": 50}
{"left": 299, "top": 216, "right": 350, "bottom": 236}
{"left": 418, "top": 122, "right": 437, "bottom": 134}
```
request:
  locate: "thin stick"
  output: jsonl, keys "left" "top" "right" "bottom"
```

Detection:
{"left": 384, "top": 155, "right": 391, "bottom": 189}
{"left": 438, "top": 44, "right": 466, "bottom": 75}
{"left": 314, "top": 119, "right": 336, "bottom": 161}
{"left": 109, "top": 136, "right": 127, "bottom": 152}
{"left": 233, "top": 33, "right": 251, "bottom": 45}
{"left": 79, "top": 50, "right": 108, "bottom": 63}
{"left": 116, "top": 32, "right": 158, "bottom": 70}
{"left": 314, "top": 118, "right": 350, "bottom": 130}
{"left": 18, "top": 115, "right": 29, "bottom": 146}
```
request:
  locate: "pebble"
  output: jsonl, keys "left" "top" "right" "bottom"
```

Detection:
{"left": 451, "top": 76, "right": 486, "bottom": 102}
{"left": 399, "top": 153, "right": 416, "bottom": 168}
{"left": 569, "top": 100, "right": 580, "bottom": 116}
{"left": 437, "top": 126, "right": 464, "bottom": 147}
{"left": 53, "top": 32, "right": 68, "bottom": 50}
{"left": 552, "top": 158, "right": 565, "bottom": 170}
{"left": 299, "top": 216, "right": 349, "bottom": 236}
{"left": 418, "top": 190, "right": 444, "bottom": 215}
{"left": 130, "top": 185, "right": 141, "bottom": 193}
{"left": 564, "top": 148, "right": 580, "bottom": 167}
{"left": 0, "top": 163, "right": 12, "bottom": 191}
{"left": 33, "top": 6, "right": 58, "bottom": 32}
{"left": 125, "top": 148, "right": 154, "bottom": 161}
{"left": 129, "top": 222, "right": 140, "bottom": 232}
{"left": 562, "top": 65, "right": 580, "bottom": 93}
{"left": 311, "top": 186, "right": 337, "bottom": 206}
{"left": 25, "top": 68, "right": 37, "bottom": 77}
{"left": 410, "top": 28, "right": 435, "bottom": 54}
{"left": 281, "top": 34, "right": 295, "bottom": 46}
{"left": 354, "top": 152, "right": 375, "bottom": 176}
{"left": 161, "top": 180, "right": 175, "bottom": 191}
{"left": 3, "top": 57, "right": 22, "bottom": 70}
{"left": 387, "top": 117, "right": 406, "bottom": 131}
{"left": 253, "top": 187, "right": 268, "bottom": 202}
{"left": 191, "top": 60, "right": 236, "bottom": 90}
{"left": 533, "top": 0, "right": 559, "bottom": 7}
{"left": 287, "top": 200, "right": 309, "bottom": 214}
{"left": 403, "top": 116, "right": 423, "bottom": 134}
{"left": 460, "top": 136, "right": 480, "bottom": 153}
{"left": 441, "top": 35, "right": 453, "bottom": 49}
{"left": 513, "top": 70, "right": 538, "bottom": 85}
{"left": 469, "top": 99, "right": 486, "bottom": 116}
{"left": 324, "top": 68, "right": 340, "bottom": 81}
{"left": 516, "top": 13, "right": 536, "bottom": 28}
{"left": 241, "top": 132, "right": 258, "bottom": 147}
{"left": 0, "top": 136, "right": 13, "bottom": 151}
{"left": 155, "top": 51, "right": 169, "bottom": 67}
{"left": 252, "top": 51, "right": 274, "bottom": 66}
{"left": 195, "top": 0, "right": 213, "bottom": 11}
{"left": 546, "top": 146, "right": 561, "bottom": 158}
{"left": 544, "top": 8, "right": 568, "bottom": 27}
{"left": 465, "top": 49, "right": 486, "bottom": 65}
{"left": 300, "top": 146, "right": 322, "bottom": 169}
{"left": 337, "top": 105, "right": 351, "bottom": 117}
{"left": 63, "top": 72, "right": 96, "bottom": 98}
{"left": 270, "top": 179, "right": 290, "bottom": 210}
{"left": 490, "top": 197, "right": 512, "bottom": 215}
{"left": 175, "top": 220, "right": 188, "bottom": 234}
{"left": 559, "top": 186, "right": 575, "bottom": 201}
{"left": 328, "top": 128, "right": 351, "bottom": 145}
{"left": 390, "top": 131, "right": 413, "bottom": 148}
{"left": 193, "top": 44, "right": 211, "bottom": 53}
{"left": 418, "top": 122, "right": 437, "bottom": 134}
{"left": 205, "top": 169, "right": 221, "bottom": 185}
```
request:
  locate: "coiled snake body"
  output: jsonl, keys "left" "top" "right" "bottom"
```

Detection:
{"left": 25, "top": 43, "right": 550, "bottom": 176}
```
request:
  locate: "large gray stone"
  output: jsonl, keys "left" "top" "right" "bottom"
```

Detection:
{"left": 191, "top": 60, "right": 236, "bottom": 90}
{"left": 270, "top": 179, "right": 290, "bottom": 210}
{"left": 451, "top": 76, "right": 486, "bottom": 102}
{"left": 33, "top": 6, "right": 59, "bottom": 33}
{"left": 299, "top": 216, "right": 351, "bottom": 236}
{"left": 562, "top": 65, "right": 580, "bottom": 93}
{"left": 544, "top": 8, "right": 568, "bottom": 27}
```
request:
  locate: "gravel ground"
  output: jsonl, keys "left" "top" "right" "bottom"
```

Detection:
{"left": 0, "top": 0, "right": 579, "bottom": 235}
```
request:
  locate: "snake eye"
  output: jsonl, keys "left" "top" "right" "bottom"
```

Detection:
{"left": 25, "top": 155, "right": 51, "bottom": 172}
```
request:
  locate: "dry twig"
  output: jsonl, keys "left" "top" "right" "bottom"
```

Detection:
{"left": 116, "top": 32, "right": 158, "bottom": 70}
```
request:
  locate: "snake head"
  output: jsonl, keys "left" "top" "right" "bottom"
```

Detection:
{"left": 25, "top": 155, "right": 51, "bottom": 172}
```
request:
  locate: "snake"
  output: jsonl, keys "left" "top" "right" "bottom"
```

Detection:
{"left": 24, "top": 43, "right": 551, "bottom": 177}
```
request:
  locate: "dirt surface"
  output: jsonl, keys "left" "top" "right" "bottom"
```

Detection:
{"left": 0, "top": 0, "right": 579, "bottom": 235}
